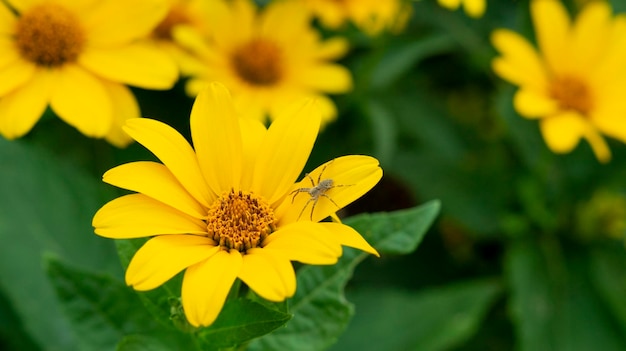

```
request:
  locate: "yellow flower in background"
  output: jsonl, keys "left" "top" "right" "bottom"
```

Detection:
{"left": 438, "top": 0, "right": 486, "bottom": 18}
{"left": 491, "top": 0, "right": 626, "bottom": 163}
{"left": 176, "top": 0, "right": 352, "bottom": 124}
{"left": 0, "top": 0, "right": 178, "bottom": 146}
{"left": 92, "top": 82, "right": 381, "bottom": 327}
{"left": 150, "top": 0, "right": 217, "bottom": 75}
{"left": 302, "top": 0, "right": 412, "bottom": 35}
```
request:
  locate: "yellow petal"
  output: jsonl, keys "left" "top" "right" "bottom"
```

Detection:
{"left": 100, "top": 81, "right": 138, "bottom": 147}
{"left": 513, "top": 88, "right": 558, "bottom": 118}
{"left": 591, "top": 15, "right": 626, "bottom": 85}
{"left": 79, "top": 44, "right": 178, "bottom": 89}
{"left": 465, "top": 0, "right": 486, "bottom": 18}
{"left": 296, "top": 64, "right": 353, "bottom": 94}
{"left": 126, "top": 235, "right": 219, "bottom": 291}
{"left": 260, "top": 0, "right": 308, "bottom": 43}
{"left": 262, "top": 222, "right": 341, "bottom": 265}
{"left": 571, "top": 1, "right": 611, "bottom": 71}
{"left": 315, "top": 37, "right": 349, "bottom": 60}
{"left": 277, "top": 155, "right": 382, "bottom": 224}
{"left": 103, "top": 161, "right": 207, "bottom": 219}
{"left": 190, "top": 83, "right": 242, "bottom": 194}
{"left": 531, "top": 0, "right": 571, "bottom": 74}
{"left": 240, "top": 248, "right": 296, "bottom": 301}
{"left": 84, "top": 0, "right": 168, "bottom": 46}
{"left": 0, "top": 58, "right": 36, "bottom": 96}
{"left": 93, "top": 194, "right": 207, "bottom": 239}
{"left": 539, "top": 112, "right": 587, "bottom": 154}
{"left": 491, "top": 29, "right": 548, "bottom": 90}
{"left": 319, "top": 222, "right": 379, "bottom": 257}
{"left": 182, "top": 249, "right": 242, "bottom": 327}
{"left": 251, "top": 100, "right": 321, "bottom": 204}
{"left": 239, "top": 117, "right": 267, "bottom": 190}
{"left": 0, "top": 4, "right": 16, "bottom": 35}
{"left": 123, "top": 118, "right": 213, "bottom": 207}
{"left": 0, "top": 68, "right": 53, "bottom": 139}
{"left": 50, "top": 65, "right": 112, "bottom": 138}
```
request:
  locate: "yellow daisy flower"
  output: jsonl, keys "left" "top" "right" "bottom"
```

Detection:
{"left": 177, "top": 0, "right": 352, "bottom": 125}
{"left": 302, "top": 0, "right": 413, "bottom": 35}
{"left": 92, "top": 82, "right": 382, "bottom": 327}
{"left": 491, "top": 0, "right": 626, "bottom": 163}
{"left": 0, "top": 0, "right": 178, "bottom": 146}
{"left": 438, "top": 0, "right": 486, "bottom": 18}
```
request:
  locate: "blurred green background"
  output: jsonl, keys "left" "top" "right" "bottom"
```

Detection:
{"left": 2, "top": 0, "right": 626, "bottom": 350}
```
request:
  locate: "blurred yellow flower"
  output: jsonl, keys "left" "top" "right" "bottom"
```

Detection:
{"left": 302, "top": 0, "right": 412, "bottom": 35}
{"left": 177, "top": 0, "right": 352, "bottom": 124}
{"left": 92, "top": 82, "right": 381, "bottom": 327}
{"left": 0, "top": 0, "right": 178, "bottom": 146}
{"left": 438, "top": 0, "right": 486, "bottom": 18}
{"left": 491, "top": 0, "right": 626, "bottom": 162}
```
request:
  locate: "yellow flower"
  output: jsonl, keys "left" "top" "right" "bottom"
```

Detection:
{"left": 0, "top": 0, "right": 178, "bottom": 146}
{"left": 302, "top": 0, "right": 412, "bottom": 35}
{"left": 438, "top": 0, "right": 486, "bottom": 18}
{"left": 177, "top": 0, "right": 352, "bottom": 125}
{"left": 491, "top": 0, "right": 626, "bottom": 163}
{"left": 92, "top": 82, "right": 381, "bottom": 327}
{"left": 149, "top": 0, "right": 217, "bottom": 75}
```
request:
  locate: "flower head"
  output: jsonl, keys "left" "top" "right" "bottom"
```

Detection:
{"left": 92, "top": 82, "right": 382, "bottom": 327}
{"left": 176, "top": 0, "right": 352, "bottom": 125}
{"left": 438, "top": 0, "right": 486, "bottom": 18}
{"left": 302, "top": 0, "right": 413, "bottom": 35}
{"left": 492, "top": 0, "right": 626, "bottom": 162}
{"left": 0, "top": 0, "right": 178, "bottom": 146}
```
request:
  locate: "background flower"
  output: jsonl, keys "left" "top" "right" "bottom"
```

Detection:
{"left": 302, "top": 0, "right": 413, "bottom": 35}
{"left": 491, "top": 0, "right": 626, "bottom": 162}
{"left": 175, "top": 0, "right": 352, "bottom": 125}
{"left": 0, "top": 0, "right": 178, "bottom": 146}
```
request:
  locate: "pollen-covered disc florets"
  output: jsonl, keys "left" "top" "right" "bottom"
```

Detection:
{"left": 206, "top": 189, "right": 275, "bottom": 252}
{"left": 15, "top": 3, "right": 86, "bottom": 67}
{"left": 231, "top": 38, "right": 283, "bottom": 86}
{"left": 549, "top": 75, "right": 593, "bottom": 115}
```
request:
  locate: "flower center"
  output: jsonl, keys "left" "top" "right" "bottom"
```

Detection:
{"left": 152, "top": 6, "right": 191, "bottom": 41}
{"left": 231, "top": 38, "right": 283, "bottom": 86}
{"left": 549, "top": 75, "right": 593, "bottom": 115}
{"left": 14, "top": 3, "right": 86, "bottom": 67}
{"left": 206, "top": 190, "right": 275, "bottom": 252}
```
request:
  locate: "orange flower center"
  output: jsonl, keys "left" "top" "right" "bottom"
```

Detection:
{"left": 152, "top": 5, "right": 191, "bottom": 41}
{"left": 231, "top": 38, "right": 283, "bottom": 86}
{"left": 14, "top": 3, "right": 86, "bottom": 67}
{"left": 206, "top": 190, "right": 275, "bottom": 252}
{"left": 549, "top": 76, "right": 593, "bottom": 115}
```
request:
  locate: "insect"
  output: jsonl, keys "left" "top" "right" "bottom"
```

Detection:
{"left": 290, "top": 161, "right": 352, "bottom": 220}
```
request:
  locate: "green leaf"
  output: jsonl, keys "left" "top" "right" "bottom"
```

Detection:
{"left": 249, "top": 201, "right": 440, "bottom": 351}
{"left": 45, "top": 256, "right": 164, "bottom": 350}
{"left": 368, "top": 34, "right": 456, "bottom": 91}
{"left": 506, "top": 238, "right": 626, "bottom": 351}
{"left": 0, "top": 139, "right": 119, "bottom": 350}
{"left": 196, "top": 298, "right": 292, "bottom": 349}
{"left": 329, "top": 279, "right": 502, "bottom": 351}
{"left": 116, "top": 333, "right": 197, "bottom": 351}
{"left": 589, "top": 245, "right": 626, "bottom": 335}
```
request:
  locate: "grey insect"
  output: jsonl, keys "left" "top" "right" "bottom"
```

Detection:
{"left": 290, "top": 161, "right": 351, "bottom": 220}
